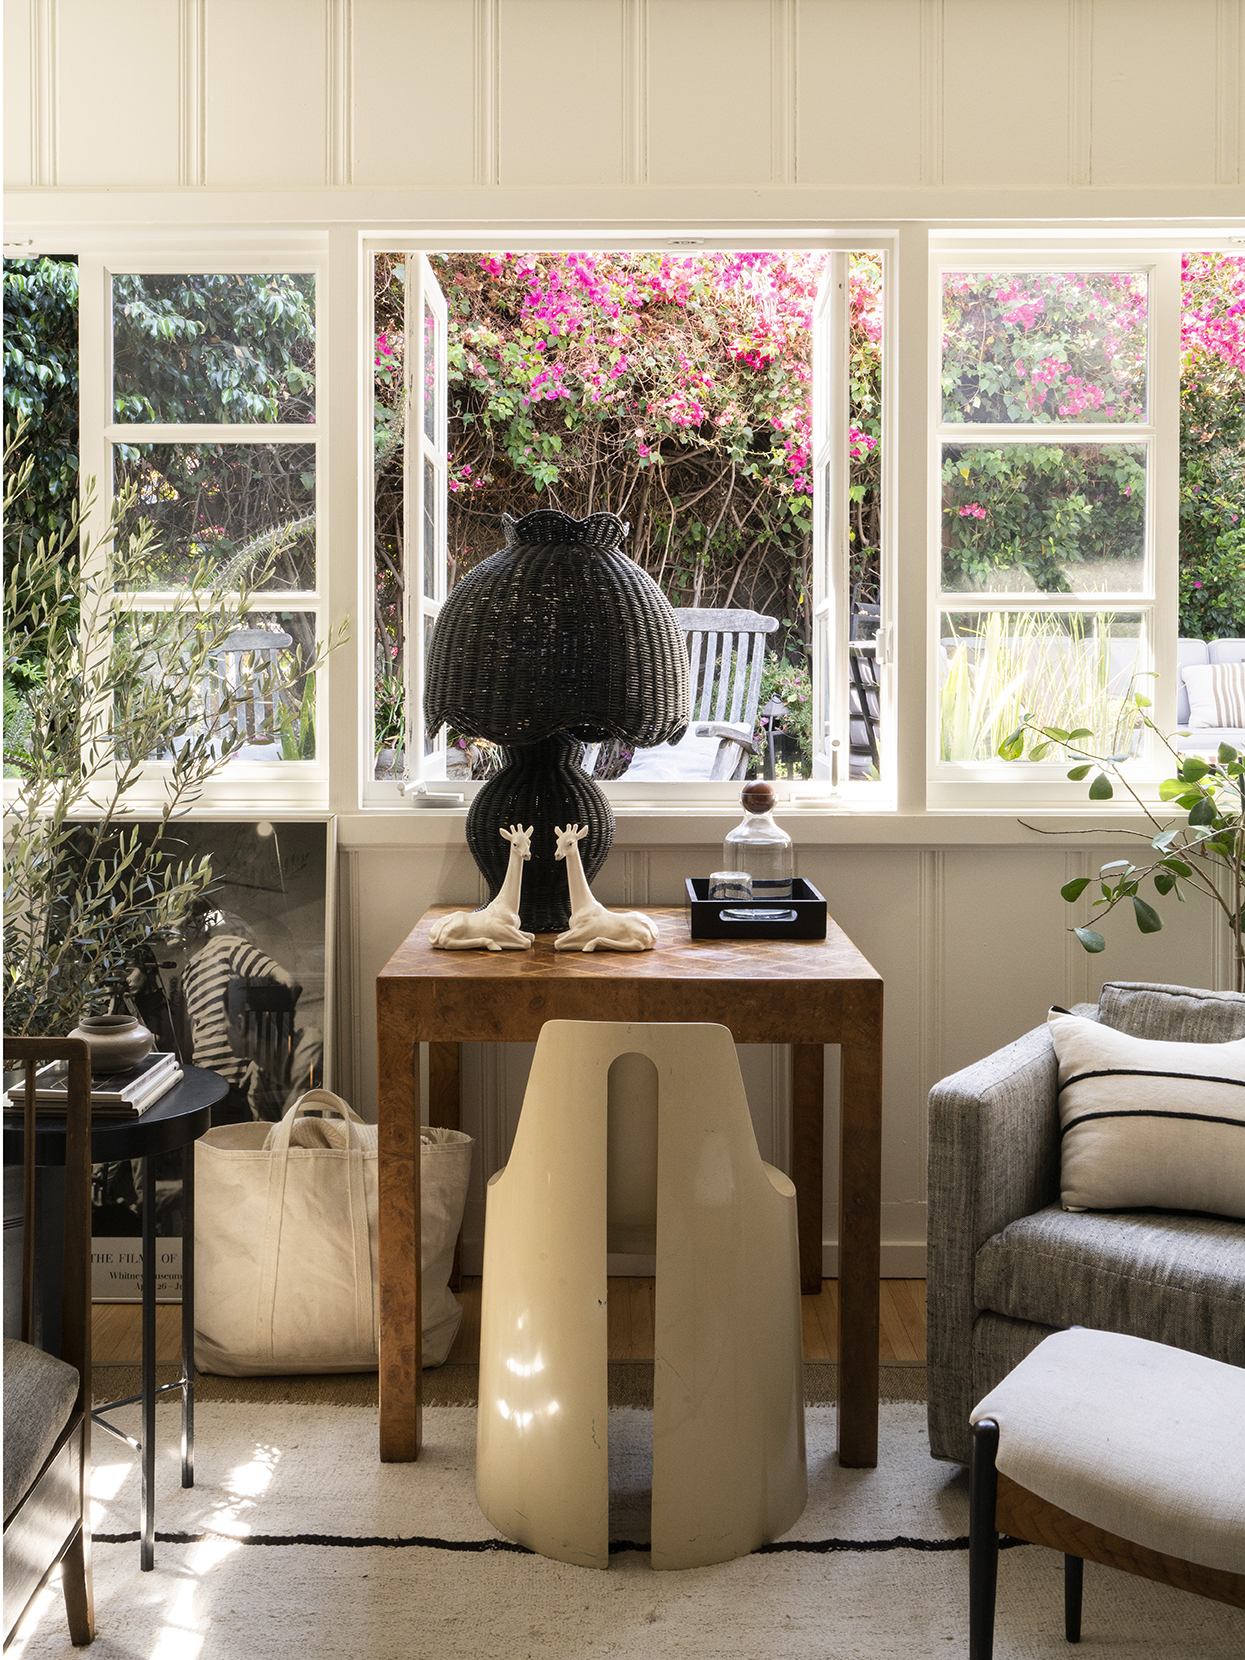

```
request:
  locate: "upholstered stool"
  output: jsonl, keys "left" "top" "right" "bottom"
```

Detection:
{"left": 968, "top": 1328, "right": 1245, "bottom": 1658}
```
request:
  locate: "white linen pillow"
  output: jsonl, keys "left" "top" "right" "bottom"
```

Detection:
{"left": 1182, "top": 661, "right": 1245, "bottom": 730}
{"left": 1048, "top": 1008, "right": 1245, "bottom": 1218}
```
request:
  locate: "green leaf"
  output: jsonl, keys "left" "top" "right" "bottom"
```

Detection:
{"left": 1153, "top": 871, "right": 1176, "bottom": 896}
{"left": 1218, "top": 742, "right": 1239, "bottom": 764}
{"left": 1074, "top": 927, "right": 1107, "bottom": 954}
{"left": 1133, "top": 692, "right": 1152, "bottom": 708}
{"left": 1042, "top": 726, "right": 1070, "bottom": 742}
{"left": 1132, "top": 896, "right": 1163, "bottom": 934}
{"left": 1188, "top": 795, "right": 1218, "bottom": 827}
{"left": 1088, "top": 772, "right": 1114, "bottom": 800}
{"left": 1181, "top": 757, "right": 1209, "bottom": 782}
{"left": 1065, "top": 729, "right": 1095, "bottom": 741}
{"left": 1067, "top": 764, "right": 1092, "bottom": 781}
{"left": 1159, "top": 858, "right": 1193, "bottom": 877}
{"left": 1060, "top": 877, "right": 1091, "bottom": 902}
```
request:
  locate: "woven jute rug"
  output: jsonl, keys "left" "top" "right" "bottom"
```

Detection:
{"left": 27, "top": 1395, "right": 1241, "bottom": 1659}
{"left": 92, "top": 1360, "right": 928, "bottom": 1410}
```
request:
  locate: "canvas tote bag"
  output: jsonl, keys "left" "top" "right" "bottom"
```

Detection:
{"left": 195, "top": 1089, "right": 472, "bottom": 1375}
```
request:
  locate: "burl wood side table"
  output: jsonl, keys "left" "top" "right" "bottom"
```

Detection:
{"left": 376, "top": 905, "right": 883, "bottom": 1468}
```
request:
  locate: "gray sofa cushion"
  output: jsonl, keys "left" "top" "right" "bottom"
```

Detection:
{"left": 1099, "top": 981, "right": 1245, "bottom": 1044}
{"left": 3, "top": 1338, "right": 79, "bottom": 1522}
{"left": 975, "top": 1204, "right": 1245, "bottom": 1367}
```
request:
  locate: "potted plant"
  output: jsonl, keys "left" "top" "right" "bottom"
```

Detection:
{"left": 1001, "top": 693, "right": 1244, "bottom": 993}
{"left": 3, "top": 426, "right": 342, "bottom": 1038}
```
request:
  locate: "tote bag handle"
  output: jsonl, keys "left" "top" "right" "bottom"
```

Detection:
{"left": 255, "top": 1090, "right": 375, "bottom": 1362}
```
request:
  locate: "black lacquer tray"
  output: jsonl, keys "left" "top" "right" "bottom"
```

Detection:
{"left": 684, "top": 876, "right": 828, "bottom": 940}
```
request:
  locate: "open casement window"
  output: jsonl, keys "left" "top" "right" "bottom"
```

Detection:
{"left": 79, "top": 256, "right": 326, "bottom": 809}
{"left": 810, "top": 253, "right": 890, "bottom": 796}
{"left": 928, "top": 249, "right": 1180, "bottom": 808}
{"left": 383, "top": 241, "right": 886, "bottom": 806}
{"left": 404, "top": 254, "right": 450, "bottom": 779}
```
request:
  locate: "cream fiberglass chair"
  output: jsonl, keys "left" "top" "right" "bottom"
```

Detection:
{"left": 476, "top": 1021, "right": 807, "bottom": 1570}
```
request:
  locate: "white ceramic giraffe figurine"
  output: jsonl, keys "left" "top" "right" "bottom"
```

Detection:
{"left": 429, "top": 825, "right": 536, "bottom": 951}
{"left": 553, "top": 823, "right": 658, "bottom": 953}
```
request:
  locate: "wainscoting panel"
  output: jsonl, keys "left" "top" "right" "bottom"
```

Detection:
{"left": 498, "top": 0, "right": 626, "bottom": 186}
{"left": 1090, "top": 0, "right": 1220, "bottom": 185}
{"left": 7, "top": 0, "right": 1243, "bottom": 197}
{"left": 203, "top": 0, "right": 328, "bottom": 187}
{"left": 55, "top": 0, "right": 181, "bottom": 187}
{"left": 351, "top": 0, "right": 477, "bottom": 186}
{"left": 645, "top": 0, "right": 775, "bottom": 186}
{"left": 794, "top": 0, "right": 924, "bottom": 186}
{"left": 942, "top": 0, "right": 1071, "bottom": 188}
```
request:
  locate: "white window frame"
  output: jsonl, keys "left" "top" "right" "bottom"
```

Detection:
{"left": 76, "top": 249, "right": 330, "bottom": 812}
{"left": 925, "top": 234, "right": 1185, "bottom": 809}
{"left": 361, "top": 232, "right": 898, "bottom": 814}
{"left": 9, "top": 221, "right": 1233, "bottom": 830}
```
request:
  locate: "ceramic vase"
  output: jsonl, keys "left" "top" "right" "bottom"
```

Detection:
{"left": 68, "top": 1013, "right": 154, "bottom": 1075}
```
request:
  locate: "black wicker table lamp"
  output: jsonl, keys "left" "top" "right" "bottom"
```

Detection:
{"left": 424, "top": 509, "right": 689, "bottom": 932}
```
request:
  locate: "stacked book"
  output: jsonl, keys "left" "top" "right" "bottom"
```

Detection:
{"left": 5, "top": 1051, "right": 184, "bottom": 1119}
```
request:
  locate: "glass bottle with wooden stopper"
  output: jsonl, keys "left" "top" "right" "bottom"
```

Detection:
{"left": 723, "top": 781, "right": 794, "bottom": 900}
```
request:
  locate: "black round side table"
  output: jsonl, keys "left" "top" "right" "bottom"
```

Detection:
{"left": 4, "top": 1066, "right": 227, "bottom": 1571}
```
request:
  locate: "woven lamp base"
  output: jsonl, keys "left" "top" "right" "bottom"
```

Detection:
{"left": 467, "top": 734, "right": 614, "bottom": 933}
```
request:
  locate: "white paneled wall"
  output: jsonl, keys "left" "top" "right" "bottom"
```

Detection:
{"left": 7, "top": 0, "right": 1243, "bottom": 194}
{"left": 6, "top": 0, "right": 1239, "bottom": 1277}
{"left": 342, "top": 837, "right": 1228, "bottom": 1276}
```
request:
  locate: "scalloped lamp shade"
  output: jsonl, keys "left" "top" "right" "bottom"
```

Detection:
{"left": 424, "top": 510, "right": 689, "bottom": 748}
{"left": 423, "top": 510, "right": 690, "bottom": 932}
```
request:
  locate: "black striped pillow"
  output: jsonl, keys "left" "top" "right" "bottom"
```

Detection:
{"left": 1048, "top": 1008, "right": 1245, "bottom": 1218}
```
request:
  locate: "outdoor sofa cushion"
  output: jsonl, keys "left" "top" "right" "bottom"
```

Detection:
{"left": 974, "top": 1204, "right": 1245, "bottom": 1368}
{"left": 1176, "top": 638, "right": 1245, "bottom": 749}
{"left": 2, "top": 1338, "right": 79, "bottom": 1522}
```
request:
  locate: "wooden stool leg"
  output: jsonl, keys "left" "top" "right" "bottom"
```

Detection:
{"left": 429, "top": 1042, "right": 463, "bottom": 1290}
{"left": 970, "top": 1419, "right": 1000, "bottom": 1660}
{"left": 1064, "top": 1554, "right": 1083, "bottom": 1643}
{"left": 377, "top": 1011, "right": 422, "bottom": 1462}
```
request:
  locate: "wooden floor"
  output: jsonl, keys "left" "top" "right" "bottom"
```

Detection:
{"left": 92, "top": 1279, "right": 927, "bottom": 1367}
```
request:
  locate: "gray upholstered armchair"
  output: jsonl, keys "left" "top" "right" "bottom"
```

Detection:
{"left": 927, "top": 981, "right": 1245, "bottom": 1467}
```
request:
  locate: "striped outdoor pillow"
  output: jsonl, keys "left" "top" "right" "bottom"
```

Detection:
{"left": 1048, "top": 1008, "right": 1245, "bottom": 1219}
{"left": 1183, "top": 661, "right": 1245, "bottom": 731}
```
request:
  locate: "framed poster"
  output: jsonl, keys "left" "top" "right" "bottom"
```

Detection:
{"left": 92, "top": 816, "right": 336, "bottom": 1301}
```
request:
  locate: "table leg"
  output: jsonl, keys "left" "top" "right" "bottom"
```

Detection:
{"left": 428, "top": 1042, "right": 462, "bottom": 1290}
{"left": 791, "top": 1045, "right": 824, "bottom": 1296}
{"left": 378, "top": 993, "right": 422, "bottom": 1462}
{"left": 181, "top": 1139, "right": 195, "bottom": 1488}
{"left": 141, "top": 1154, "right": 156, "bottom": 1569}
{"left": 838, "top": 983, "right": 882, "bottom": 1469}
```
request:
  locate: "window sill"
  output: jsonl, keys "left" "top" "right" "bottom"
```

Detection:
{"left": 336, "top": 802, "right": 1171, "bottom": 851}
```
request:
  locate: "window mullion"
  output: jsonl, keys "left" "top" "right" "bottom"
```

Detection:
{"left": 1150, "top": 251, "right": 1183, "bottom": 740}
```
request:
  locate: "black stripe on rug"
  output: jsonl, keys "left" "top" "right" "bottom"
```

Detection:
{"left": 94, "top": 1530, "right": 1029, "bottom": 1556}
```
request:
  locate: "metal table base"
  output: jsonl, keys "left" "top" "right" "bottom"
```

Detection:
{"left": 91, "top": 1144, "right": 196, "bottom": 1570}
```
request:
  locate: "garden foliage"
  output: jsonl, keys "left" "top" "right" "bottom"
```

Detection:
{"left": 372, "top": 251, "right": 884, "bottom": 771}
